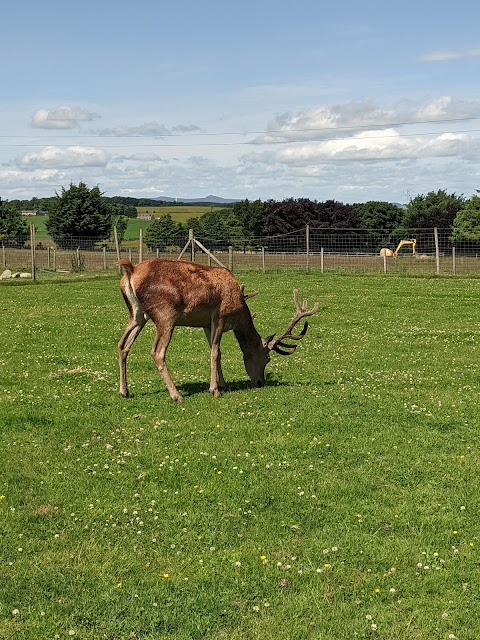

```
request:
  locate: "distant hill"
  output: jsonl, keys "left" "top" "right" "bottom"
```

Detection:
{"left": 153, "top": 195, "right": 241, "bottom": 204}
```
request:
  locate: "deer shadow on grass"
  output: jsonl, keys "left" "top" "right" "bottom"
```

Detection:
{"left": 135, "top": 374, "right": 288, "bottom": 399}
{"left": 178, "top": 374, "right": 289, "bottom": 398}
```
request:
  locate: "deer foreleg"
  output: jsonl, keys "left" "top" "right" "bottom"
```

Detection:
{"left": 208, "top": 320, "right": 225, "bottom": 397}
{"left": 118, "top": 315, "right": 147, "bottom": 397}
{"left": 203, "top": 327, "right": 225, "bottom": 390}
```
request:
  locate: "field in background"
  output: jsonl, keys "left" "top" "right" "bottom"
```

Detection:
{"left": 1, "top": 272, "right": 480, "bottom": 639}
{"left": 28, "top": 206, "right": 225, "bottom": 243}
{"left": 136, "top": 205, "right": 226, "bottom": 222}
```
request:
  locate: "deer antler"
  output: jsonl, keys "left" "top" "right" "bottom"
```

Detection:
{"left": 240, "top": 284, "right": 258, "bottom": 300}
{"left": 267, "top": 289, "right": 319, "bottom": 355}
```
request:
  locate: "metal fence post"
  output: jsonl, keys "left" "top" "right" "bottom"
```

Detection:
{"left": 321, "top": 247, "right": 324, "bottom": 273}
{"left": 306, "top": 224, "right": 310, "bottom": 272}
{"left": 30, "top": 224, "right": 36, "bottom": 280}
{"left": 434, "top": 227, "right": 440, "bottom": 275}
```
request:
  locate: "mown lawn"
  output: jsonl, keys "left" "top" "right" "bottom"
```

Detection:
{"left": 1, "top": 272, "right": 480, "bottom": 639}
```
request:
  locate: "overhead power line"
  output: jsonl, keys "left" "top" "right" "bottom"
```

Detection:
{"left": 1, "top": 114, "right": 480, "bottom": 141}
{"left": 0, "top": 116, "right": 480, "bottom": 148}
{"left": 1, "top": 128, "right": 480, "bottom": 149}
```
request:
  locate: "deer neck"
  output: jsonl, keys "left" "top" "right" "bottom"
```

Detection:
{"left": 233, "top": 309, "right": 263, "bottom": 356}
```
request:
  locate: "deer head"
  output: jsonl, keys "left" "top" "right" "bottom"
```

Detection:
{"left": 240, "top": 289, "right": 319, "bottom": 388}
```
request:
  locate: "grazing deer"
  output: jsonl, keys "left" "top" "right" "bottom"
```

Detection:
{"left": 117, "top": 258, "right": 319, "bottom": 402}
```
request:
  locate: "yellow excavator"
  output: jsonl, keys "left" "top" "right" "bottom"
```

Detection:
{"left": 393, "top": 239, "right": 416, "bottom": 256}
{"left": 379, "top": 239, "right": 416, "bottom": 257}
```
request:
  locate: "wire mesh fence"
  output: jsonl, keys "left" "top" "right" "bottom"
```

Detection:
{"left": 2, "top": 226, "right": 480, "bottom": 278}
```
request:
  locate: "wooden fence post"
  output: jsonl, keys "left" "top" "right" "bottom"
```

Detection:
{"left": 2, "top": 242, "right": 6, "bottom": 268}
{"left": 113, "top": 226, "right": 121, "bottom": 273}
{"left": 228, "top": 246, "right": 233, "bottom": 271}
{"left": 321, "top": 247, "right": 324, "bottom": 273}
{"left": 103, "top": 245, "right": 107, "bottom": 269}
{"left": 383, "top": 252, "right": 387, "bottom": 274}
{"left": 139, "top": 228, "right": 143, "bottom": 264}
{"left": 262, "top": 246, "right": 265, "bottom": 273}
{"left": 452, "top": 246, "right": 456, "bottom": 275}
{"left": 189, "top": 229, "right": 195, "bottom": 262}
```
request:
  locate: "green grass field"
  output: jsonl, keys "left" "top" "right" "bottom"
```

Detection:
{"left": 136, "top": 205, "right": 225, "bottom": 222}
{"left": 32, "top": 206, "right": 222, "bottom": 243}
{"left": 1, "top": 272, "right": 480, "bottom": 639}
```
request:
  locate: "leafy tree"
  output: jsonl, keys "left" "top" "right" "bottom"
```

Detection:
{"left": 232, "top": 199, "right": 266, "bottom": 238}
{"left": 111, "top": 215, "right": 129, "bottom": 244}
{"left": 185, "top": 216, "right": 202, "bottom": 236}
{"left": 145, "top": 214, "right": 183, "bottom": 250}
{"left": 0, "top": 198, "right": 29, "bottom": 244}
{"left": 46, "top": 182, "right": 112, "bottom": 248}
{"left": 312, "top": 200, "right": 363, "bottom": 228}
{"left": 196, "top": 209, "right": 230, "bottom": 242}
{"left": 264, "top": 198, "right": 317, "bottom": 235}
{"left": 264, "top": 198, "right": 363, "bottom": 235}
{"left": 354, "top": 201, "right": 404, "bottom": 230}
{"left": 401, "top": 190, "right": 464, "bottom": 230}
{"left": 451, "top": 191, "right": 480, "bottom": 242}
{"left": 224, "top": 211, "right": 244, "bottom": 247}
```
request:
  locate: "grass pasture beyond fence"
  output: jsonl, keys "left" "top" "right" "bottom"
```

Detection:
{"left": 1, "top": 272, "right": 480, "bottom": 639}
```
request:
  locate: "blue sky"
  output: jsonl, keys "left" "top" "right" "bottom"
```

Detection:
{"left": 1, "top": 0, "right": 480, "bottom": 203}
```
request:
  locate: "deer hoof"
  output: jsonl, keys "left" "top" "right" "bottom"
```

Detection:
{"left": 209, "top": 387, "right": 221, "bottom": 398}
{"left": 172, "top": 393, "right": 183, "bottom": 403}
{"left": 120, "top": 389, "right": 130, "bottom": 398}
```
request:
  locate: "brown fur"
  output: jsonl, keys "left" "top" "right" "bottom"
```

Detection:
{"left": 117, "top": 258, "right": 318, "bottom": 402}
{"left": 117, "top": 259, "right": 267, "bottom": 402}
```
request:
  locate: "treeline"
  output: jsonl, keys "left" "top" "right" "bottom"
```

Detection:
{"left": 3, "top": 183, "right": 480, "bottom": 250}
{"left": 145, "top": 190, "right": 480, "bottom": 248}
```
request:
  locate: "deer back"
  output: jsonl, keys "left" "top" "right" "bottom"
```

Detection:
{"left": 121, "top": 259, "right": 248, "bottom": 328}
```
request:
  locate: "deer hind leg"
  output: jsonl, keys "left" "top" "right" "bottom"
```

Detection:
{"left": 151, "top": 324, "right": 183, "bottom": 403}
{"left": 203, "top": 327, "right": 225, "bottom": 391}
{"left": 118, "top": 311, "right": 148, "bottom": 398}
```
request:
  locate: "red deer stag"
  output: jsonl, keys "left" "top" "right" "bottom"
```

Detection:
{"left": 117, "top": 258, "right": 319, "bottom": 402}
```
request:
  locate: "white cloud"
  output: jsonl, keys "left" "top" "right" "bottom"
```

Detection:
{"left": 0, "top": 168, "right": 66, "bottom": 194}
{"left": 32, "top": 106, "right": 100, "bottom": 129}
{"left": 247, "top": 130, "right": 474, "bottom": 166}
{"left": 420, "top": 47, "right": 480, "bottom": 62}
{"left": 19, "top": 146, "right": 110, "bottom": 169}
{"left": 97, "top": 122, "right": 202, "bottom": 137}
{"left": 111, "top": 152, "right": 167, "bottom": 163}
{"left": 255, "top": 97, "right": 480, "bottom": 144}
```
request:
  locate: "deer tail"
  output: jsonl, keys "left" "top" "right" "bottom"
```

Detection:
{"left": 116, "top": 259, "right": 134, "bottom": 277}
